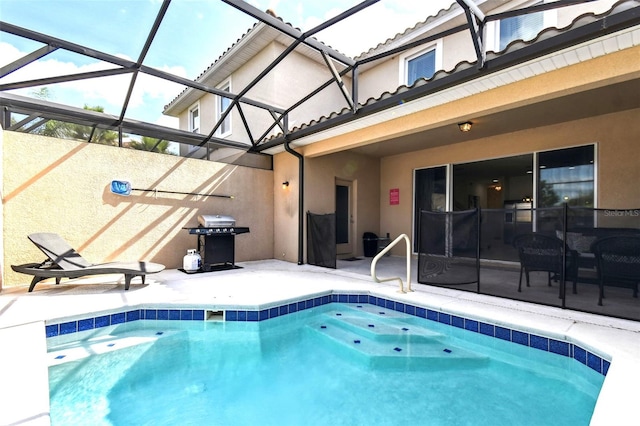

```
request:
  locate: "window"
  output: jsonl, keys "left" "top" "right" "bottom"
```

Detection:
{"left": 217, "top": 81, "right": 232, "bottom": 136}
{"left": 452, "top": 154, "right": 533, "bottom": 211}
{"left": 406, "top": 49, "right": 436, "bottom": 86}
{"left": 189, "top": 104, "right": 199, "bottom": 133}
{"left": 498, "top": 9, "right": 544, "bottom": 51}
{"left": 537, "top": 145, "right": 594, "bottom": 208}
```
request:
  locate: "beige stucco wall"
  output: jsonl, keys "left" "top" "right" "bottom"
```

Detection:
{"left": 177, "top": 40, "right": 353, "bottom": 150}
{"left": 270, "top": 43, "right": 353, "bottom": 126}
{"left": 357, "top": 57, "right": 398, "bottom": 103}
{"left": 304, "top": 151, "right": 381, "bottom": 258}
{"left": 273, "top": 150, "right": 300, "bottom": 263}
{"left": 273, "top": 149, "right": 380, "bottom": 261}
{"left": 2, "top": 131, "right": 274, "bottom": 289}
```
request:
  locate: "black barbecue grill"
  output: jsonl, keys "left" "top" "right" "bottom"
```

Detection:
{"left": 184, "top": 215, "right": 249, "bottom": 271}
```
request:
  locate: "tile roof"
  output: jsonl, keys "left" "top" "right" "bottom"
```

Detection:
{"left": 354, "top": 1, "right": 461, "bottom": 60}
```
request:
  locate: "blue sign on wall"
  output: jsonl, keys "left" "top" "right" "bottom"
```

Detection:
{"left": 110, "top": 180, "right": 132, "bottom": 196}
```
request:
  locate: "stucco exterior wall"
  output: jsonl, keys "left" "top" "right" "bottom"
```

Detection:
{"left": 357, "top": 57, "right": 398, "bottom": 103}
{"left": 2, "top": 131, "right": 274, "bottom": 289}
{"left": 176, "top": 40, "right": 353, "bottom": 149}
{"left": 379, "top": 108, "right": 640, "bottom": 254}
{"left": 273, "top": 149, "right": 380, "bottom": 262}
{"left": 270, "top": 43, "right": 353, "bottom": 130}
{"left": 556, "top": 1, "right": 615, "bottom": 27}
{"left": 273, "top": 151, "right": 300, "bottom": 263}
{"left": 302, "top": 151, "right": 380, "bottom": 259}
{"left": 227, "top": 43, "right": 278, "bottom": 142}
{"left": 176, "top": 45, "right": 279, "bottom": 154}
{"left": 441, "top": 30, "right": 476, "bottom": 70}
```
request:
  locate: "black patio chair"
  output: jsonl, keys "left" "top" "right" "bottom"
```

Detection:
{"left": 592, "top": 235, "right": 640, "bottom": 306}
{"left": 513, "top": 233, "right": 578, "bottom": 294}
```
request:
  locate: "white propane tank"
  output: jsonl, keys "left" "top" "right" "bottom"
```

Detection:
{"left": 183, "top": 249, "right": 201, "bottom": 273}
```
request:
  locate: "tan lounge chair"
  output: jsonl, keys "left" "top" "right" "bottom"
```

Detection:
{"left": 11, "top": 232, "right": 165, "bottom": 292}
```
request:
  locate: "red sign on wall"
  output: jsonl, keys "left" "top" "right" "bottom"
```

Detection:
{"left": 390, "top": 188, "right": 399, "bottom": 205}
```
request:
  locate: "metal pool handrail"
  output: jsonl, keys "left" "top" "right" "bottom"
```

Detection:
{"left": 370, "top": 233, "right": 413, "bottom": 293}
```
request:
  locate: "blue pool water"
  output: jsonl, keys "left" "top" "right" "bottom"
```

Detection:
{"left": 48, "top": 303, "right": 604, "bottom": 425}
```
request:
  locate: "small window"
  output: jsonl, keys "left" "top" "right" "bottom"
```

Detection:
{"left": 217, "top": 82, "right": 232, "bottom": 136}
{"left": 189, "top": 105, "right": 199, "bottom": 133}
{"left": 407, "top": 49, "right": 436, "bottom": 86}
{"left": 499, "top": 10, "right": 544, "bottom": 50}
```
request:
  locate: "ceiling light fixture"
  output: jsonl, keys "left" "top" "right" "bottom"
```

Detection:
{"left": 458, "top": 121, "right": 472, "bottom": 132}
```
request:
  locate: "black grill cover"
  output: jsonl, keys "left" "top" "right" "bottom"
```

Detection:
{"left": 307, "top": 212, "right": 336, "bottom": 269}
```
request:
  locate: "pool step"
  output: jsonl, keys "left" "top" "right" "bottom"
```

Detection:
{"left": 323, "top": 312, "right": 444, "bottom": 343}
{"left": 308, "top": 312, "right": 488, "bottom": 369}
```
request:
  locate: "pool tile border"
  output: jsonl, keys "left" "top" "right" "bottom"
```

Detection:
{"left": 44, "top": 293, "right": 609, "bottom": 376}
{"left": 45, "top": 309, "right": 205, "bottom": 338}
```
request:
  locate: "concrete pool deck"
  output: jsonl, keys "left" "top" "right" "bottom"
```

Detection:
{"left": 1, "top": 258, "right": 638, "bottom": 425}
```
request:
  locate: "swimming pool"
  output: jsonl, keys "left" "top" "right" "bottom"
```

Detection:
{"left": 47, "top": 299, "right": 604, "bottom": 425}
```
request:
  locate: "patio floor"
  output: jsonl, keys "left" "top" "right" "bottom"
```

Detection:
{"left": 0, "top": 258, "right": 639, "bottom": 425}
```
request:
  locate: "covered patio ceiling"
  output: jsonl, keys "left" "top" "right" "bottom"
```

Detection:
{"left": 348, "top": 78, "right": 640, "bottom": 158}
{"left": 1, "top": 0, "right": 638, "bottom": 162}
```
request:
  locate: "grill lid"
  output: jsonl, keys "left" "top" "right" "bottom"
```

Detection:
{"left": 198, "top": 214, "right": 235, "bottom": 228}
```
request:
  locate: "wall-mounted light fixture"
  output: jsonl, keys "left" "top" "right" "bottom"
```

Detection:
{"left": 458, "top": 121, "right": 472, "bottom": 132}
{"left": 282, "top": 181, "right": 289, "bottom": 189}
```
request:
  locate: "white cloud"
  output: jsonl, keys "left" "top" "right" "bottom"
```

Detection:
{"left": 246, "top": 1, "right": 456, "bottom": 57}
{"left": 312, "top": 1, "right": 457, "bottom": 57}
{"left": 129, "top": 66, "right": 188, "bottom": 108}
{"left": 0, "top": 42, "right": 22, "bottom": 64}
{"left": 0, "top": 42, "right": 188, "bottom": 121}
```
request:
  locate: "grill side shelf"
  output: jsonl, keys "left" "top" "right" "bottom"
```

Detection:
{"left": 183, "top": 227, "right": 250, "bottom": 235}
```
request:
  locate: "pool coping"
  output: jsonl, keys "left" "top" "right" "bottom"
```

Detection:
{"left": 1, "top": 261, "right": 638, "bottom": 425}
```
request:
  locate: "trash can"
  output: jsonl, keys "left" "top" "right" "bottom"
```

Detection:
{"left": 377, "top": 234, "right": 391, "bottom": 256}
{"left": 363, "top": 232, "right": 379, "bottom": 257}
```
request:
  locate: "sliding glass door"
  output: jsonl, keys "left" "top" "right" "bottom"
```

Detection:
{"left": 413, "top": 145, "right": 595, "bottom": 259}
{"left": 413, "top": 166, "right": 447, "bottom": 252}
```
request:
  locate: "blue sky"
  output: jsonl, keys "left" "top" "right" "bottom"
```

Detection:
{"left": 0, "top": 0, "right": 455, "bottom": 128}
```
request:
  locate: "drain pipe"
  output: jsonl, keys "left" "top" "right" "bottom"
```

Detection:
{"left": 284, "top": 139, "right": 304, "bottom": 265}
